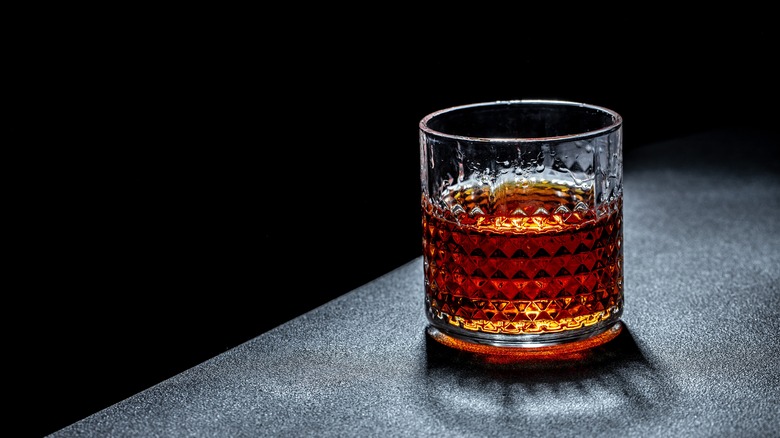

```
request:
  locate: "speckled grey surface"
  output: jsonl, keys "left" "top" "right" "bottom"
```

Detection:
{"left": 52, "top": 128, "right": 780, "bottom": 437}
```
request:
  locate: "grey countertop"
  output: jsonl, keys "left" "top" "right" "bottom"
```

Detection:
{"left": 52, "top": 128, "right": 780, "bottom": 437}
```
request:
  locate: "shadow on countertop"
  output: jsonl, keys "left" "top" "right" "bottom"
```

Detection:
{"left": 420, "top": 324, "right": 675, "bottom": 435}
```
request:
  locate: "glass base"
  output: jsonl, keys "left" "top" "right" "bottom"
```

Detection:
{"left": 426, "top": 320, "right": 624, "bottom": 358}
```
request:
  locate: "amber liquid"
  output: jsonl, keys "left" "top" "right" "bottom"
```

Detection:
{"left": 423, "top": 182, "right": 623, "bottom": 336}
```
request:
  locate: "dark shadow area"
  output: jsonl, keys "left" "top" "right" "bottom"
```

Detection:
{"left": 20, "top": 19, "right": 777, "bottom": 437}
{"left": 419, "top": 324, "right": 675, "bottom": 435}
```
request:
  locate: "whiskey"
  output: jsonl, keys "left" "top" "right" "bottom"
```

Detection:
{"left": 422, "top": 181, "right": 623, "bottom": 336}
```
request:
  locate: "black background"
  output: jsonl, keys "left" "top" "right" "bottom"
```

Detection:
{"left": 17, "top": 17, "right": 778, "bottom": 437}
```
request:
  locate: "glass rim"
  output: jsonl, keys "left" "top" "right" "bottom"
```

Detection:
{"left": 419, "top": 99, "right": 623, "bottom": 143}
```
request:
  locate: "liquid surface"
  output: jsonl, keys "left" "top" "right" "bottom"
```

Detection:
{"left": 423, "top": 182, "right": 623, "bottom": 335}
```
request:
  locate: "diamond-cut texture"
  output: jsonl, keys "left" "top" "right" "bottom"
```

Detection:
{"left": 594, "top": 130, "right": 623, "bottom": 209}
{"left": 423, "top": 196, "right": 623, "bottom": 335}
{"left": 423, "top": 134, "right": 623, "bottom": 227}
{"left": 421, "top": 102, "right": 623, "bottom": 337}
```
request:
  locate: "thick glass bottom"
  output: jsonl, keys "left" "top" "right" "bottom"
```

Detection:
{"left": 426, "top": 319, "right": 624, "bottom": 358}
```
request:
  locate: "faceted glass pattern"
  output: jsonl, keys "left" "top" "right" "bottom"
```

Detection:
{"left": 420, "top": 100, "right": 624, "bottom": 346}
